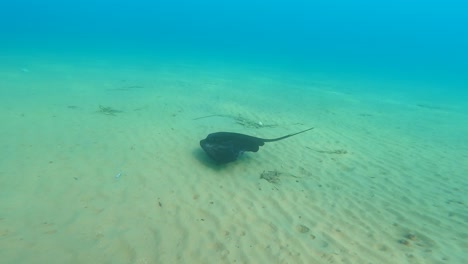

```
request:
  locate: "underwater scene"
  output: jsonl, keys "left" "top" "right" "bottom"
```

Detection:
{"left": 0, "top": 0, "right": 467, "bottom": 263}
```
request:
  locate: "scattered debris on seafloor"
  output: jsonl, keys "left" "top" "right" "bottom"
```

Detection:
{"left": 193, "top": 114, "right": 278, "bottom": 129}
{"left": 260, "top": 170, "right": 282, "bottom": 184}
{"left": 97, "top": 105, "right": 123, "bottom": 116}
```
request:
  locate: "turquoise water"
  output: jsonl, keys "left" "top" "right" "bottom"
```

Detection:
{"left": 1, "top": 1, "right": 467, "bottom": 263}
{"left": 2, "top": 0, "right": 467, "bottom": 83}
{"left": 2, "top": 0, "right": 467, "bottom": 109}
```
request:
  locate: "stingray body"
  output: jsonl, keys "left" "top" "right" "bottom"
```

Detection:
{"left": 200, "top": 128, "right": 313, "bottom": 164}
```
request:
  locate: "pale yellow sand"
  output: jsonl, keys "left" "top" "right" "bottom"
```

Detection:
{"left": 0, "top": 56, "right": 466, "bottom": 264}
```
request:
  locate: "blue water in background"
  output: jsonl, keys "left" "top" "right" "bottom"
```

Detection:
{"left": 1, "top": 0, "right": 467, "bottom": 89}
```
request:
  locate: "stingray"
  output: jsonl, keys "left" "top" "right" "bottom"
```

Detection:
{"left": 200, "top": 128, "right": 314, "bottom": 164}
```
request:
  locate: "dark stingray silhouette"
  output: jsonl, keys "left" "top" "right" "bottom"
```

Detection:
{"left": 200, "top": 128, "right": 314, "bottom": 164}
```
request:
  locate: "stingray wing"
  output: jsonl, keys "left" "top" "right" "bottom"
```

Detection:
{"left": 200, "top": 139, "right": 241, "bottom": 163}
{"left": 210, "top": 132, "right": 264, "bottom": 152}
{"left": 200, "top": 132, "right": 265, "bottom": 164}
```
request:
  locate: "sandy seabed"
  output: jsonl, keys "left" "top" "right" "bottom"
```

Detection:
{"left": 0, "top": 55, "right": 467, "bottom": 264}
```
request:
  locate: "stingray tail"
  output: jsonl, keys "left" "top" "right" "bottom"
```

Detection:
{"left": 263, "top": 127, "right": 314, "bottom": 142}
